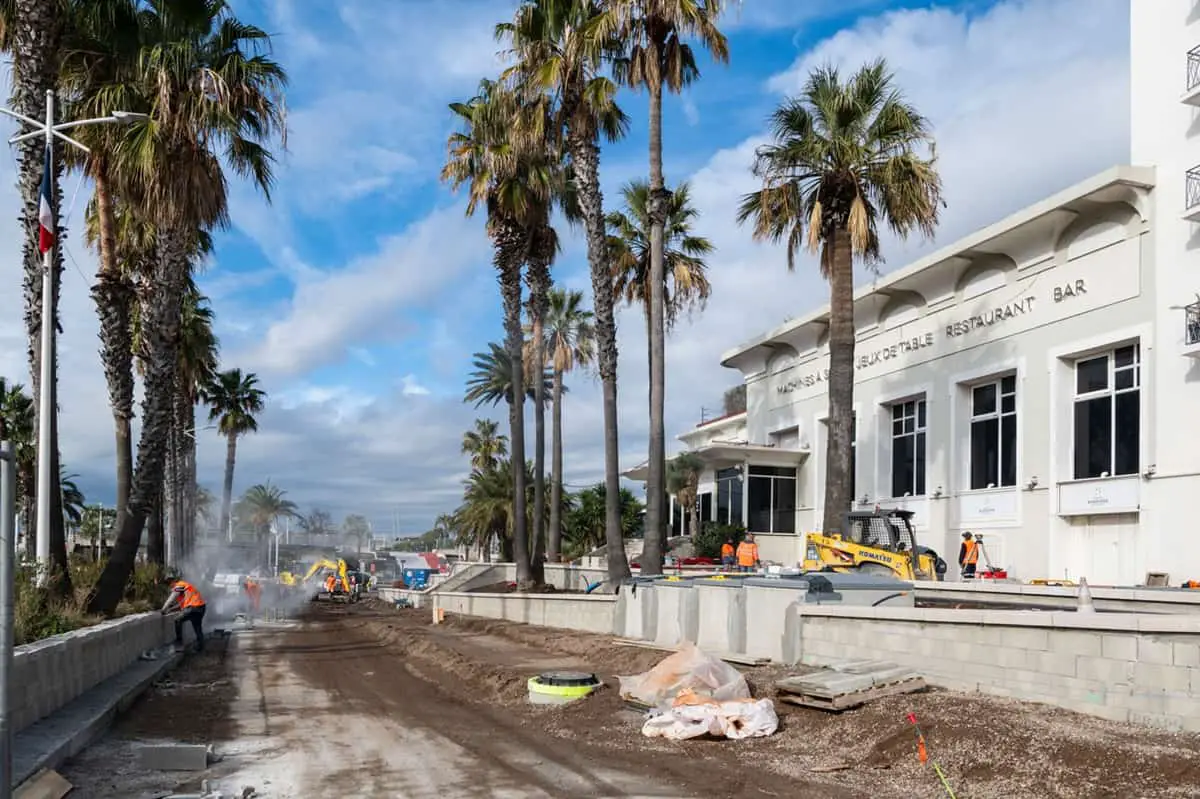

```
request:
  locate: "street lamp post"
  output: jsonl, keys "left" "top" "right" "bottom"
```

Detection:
{"left": 0, "top": 90, "right": 146, "bottom": 582}
{"left": 0, "top": 439, "right": 17, "bottom": 798}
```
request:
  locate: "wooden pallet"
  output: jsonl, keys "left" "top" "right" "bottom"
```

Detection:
{"left": 778, "top": 675, "right": 927, "bottom": 711}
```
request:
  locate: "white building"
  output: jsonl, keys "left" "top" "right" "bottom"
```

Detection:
{"left": 629, "top": 1, "right": 1200, "bottom": 586}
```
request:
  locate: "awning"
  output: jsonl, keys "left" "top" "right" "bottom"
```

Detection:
{"left": 621, "top": 443, "right": 808, "bottom": 482}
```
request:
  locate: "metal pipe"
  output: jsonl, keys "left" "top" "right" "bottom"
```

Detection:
{"left": 0, "top": 440, "right": 17, "bottom": 798}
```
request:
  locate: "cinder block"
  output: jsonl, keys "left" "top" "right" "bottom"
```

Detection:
{"left": 1061, "top": 700, "right": 1130, "bottom": 725}
{"left": 1101, "top": 634, "right": 1137, "bottom": 661}
{"left": 996, "top": 646, "right": 1033, "bottom": 670}
{"left": 1000, "top": 627, "right": 1050, "bottom": 651}
{"left": 1172, "top": 642, "right": 1200, "bottom": 669}
{"left": 1076, "top": 655, "right": 1134, "bottom": 685}
{"left": 1031, "top": 650, "right": 1079, "bottom": 678}
{"left": 1128, "top": 710, "right": 1184, "bottom": 732}
{"left": 1137, "top": 637, "right": 1175, "bottom": 666}
{"left": 136, "top": 744, "right": 210, "bottom": 771}
{"left": 1050, "top": 630, "right": 1103, "bottom": 658}
{"left": 1131, "top": 662, "right": 1192, "bottom": 693}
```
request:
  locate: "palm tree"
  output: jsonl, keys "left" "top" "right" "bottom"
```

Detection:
{"left": 462, "top": 419, "right": 509, "bottom": 472}
{"left": 536, "top": 288, "right": 594, "bottom": 562}
{"left": 499, "top": 0, "right": 632, "bottom": 585}
{"left": 443, "top": 77, "right": 563, "bottom": 589}
{"left": 171, "top": 281, "right": 219, "bottom": 561}
{"left": 666, "top": 451, "right": 704, "bottom": 538}
{"left": 464, "top": 342, "right": 555, "bottom": 408}
{"left": 0, "top": 377, "right": 35, "bottom": 556}
{"left": 455, "top": 458, "right": 550, "bottom": 565}
{"left": 6, "top": 0, "right": 73, "bottom": 594}
{"left": 603, "top": 0, "right": 729, "bottom": 579}
{"left": 203, "top": 368, "right": 266, "bottom": 543}
{"left": 88, "top": 0, "right": 286, "bottom": 615}
{"left": 194, "top": 484, "right": 215, "bottom": 531}
{"left": 240, "top": 482, "right": 296, "bottom": 566}
{"left": 59, "top": 467, "right": 86, "bottom": 528}
{"left": 736, "top": 60, "right": 943, "bottom": 535}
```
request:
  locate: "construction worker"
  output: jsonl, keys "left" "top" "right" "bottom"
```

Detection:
{"left": 720, "top": 539, "right": 735, "bottom": 571}
{"left": 324, "top": 573, "right": 337, "bottom": 594}
{"left": 736, "top": 534, "right": 760, "bottom": 573}
{"left": 244, "top": 575, "right": 262, "bottom": 614}
{"left": 959, "top": 532, "right": 979, "bottom": 580}
{"left": 161, "top": 576, "right": 207, "bottom": 652}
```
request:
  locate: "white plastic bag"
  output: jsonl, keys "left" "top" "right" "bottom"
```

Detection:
{"left": 640, "top": 696, "right": 779, "bottom": 740}
{"left": 641, "top": 706, "right": 723, "bottom": 740}
{"left": 716, "top": 697, "right": 779, "bottom": 739}
{"left": 617, "top": 641, "right": 750, "bottom": 708}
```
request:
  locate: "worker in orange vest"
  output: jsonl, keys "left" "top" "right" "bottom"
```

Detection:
{"left": 324, "top": 573, "right": 337, "bottom": 594}
{"left": 720, "top": 539, "right": 736, "bottom": 571}
{"left": 244, "top": 576, "right": 262, "bottom": 613}
{"left": 959, "top": 532, "right": 979, "bottom": 580}
{"left": 161, "top": 577, "right": 207, "bottom": 652}
{"left": 735, "top": 534, "right": 760, "bottom": 573}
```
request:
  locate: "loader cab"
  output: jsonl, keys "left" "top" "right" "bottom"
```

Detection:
{"left": 843, "top": 509, "right": 918, "bottom": 554}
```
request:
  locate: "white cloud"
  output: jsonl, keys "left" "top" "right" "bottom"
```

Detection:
{"left": 400, "top": 374, "right": 431, "bottom": 396}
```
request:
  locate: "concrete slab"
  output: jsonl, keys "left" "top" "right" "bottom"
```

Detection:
{"left": 12, "top": 645, "right": 181, "bottom": 790}
{"left": 136, "top": 743, "right": 211, "bottom": 771}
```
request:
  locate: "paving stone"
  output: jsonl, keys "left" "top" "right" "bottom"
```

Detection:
{"left": 137, "top": 743, "right": 211, "bottom": 771}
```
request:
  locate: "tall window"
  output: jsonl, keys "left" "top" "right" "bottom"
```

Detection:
{"left": 1073, "top": 344, "right": 1140, "bottom": 479}
{"left": 714, "top": 467, "right": 743, "bottom": 526}
{"left": 891, "top": 399, "right": 927, "bottom": 497}
{"left": 747, "top": 466, "right": 796, "bottom": 533}
{"left": 970, "top": 376, "right": 1017, "bottom": 489}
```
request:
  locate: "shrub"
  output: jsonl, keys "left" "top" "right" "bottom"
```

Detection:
{"left": 693, "top": 522, "right": 746, "bottom": 559}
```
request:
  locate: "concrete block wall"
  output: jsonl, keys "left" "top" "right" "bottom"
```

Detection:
{"left": 431, "top": 591, "right": 617, "bottom": 635}
{"left": 913, "top": 580, "right": 1200, "bottom": 614}
{"left": 437, "top": 563, "right": 609, "bottom": 593}
{"left": 14, "top": 611, "right": 174, "bottom": 734}
{"left": 798, "top": 607, "right": 1200, "bottom": 732}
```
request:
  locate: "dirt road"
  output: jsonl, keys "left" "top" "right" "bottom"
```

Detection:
{"left": 63, "top": 601, "right": 1200, "bottom": 798}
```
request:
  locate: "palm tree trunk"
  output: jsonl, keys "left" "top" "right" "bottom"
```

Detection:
{"left": 642, "top": 68, "right": 668, "bottom": 578}
{"left": 566, "top": 122, "right": 631, "bottom": 586}
{"left": 220, "top": 431, "right": 237, "bottom": 541}
{"left": 91, "top": 165, "right": 136, "bottom": 532}
{"left": 526, "top": 232, "right": 552, "bottom": 585}
{"left": 147, "top": 484, "right": 164, "bottom": 565}
{"left": 549, "top": 369, "right": 564, "bottom": 563}
{"left": 496, "top": 224, "right": 533, "bottom": 589}
{"left": 822, "top": 227, "right": 855, "bottom": 536}
{"left": 11, "top": 0, "right": 70, "bottom": 597}
{"left": 184, "top": 400, "right": 198, "bottom": 557}
{"left": 88, "top": 225, "right": 191, "bottom": 615}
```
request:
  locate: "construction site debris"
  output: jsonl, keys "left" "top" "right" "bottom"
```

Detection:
{"left": 642, "top": 688, "right": 779, "bottom": 740}
{"left": 777, "top": 658, "right": 926, "bottom": 711}
{"left": 14, "top": 768, "right": 72, "bottom": 799}
{"left": 617, "top": 640, "right": 749, "bottom": 708}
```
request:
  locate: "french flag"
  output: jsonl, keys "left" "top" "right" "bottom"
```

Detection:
{"left": 37, "top": 144, "right": 53, "bottom": 254}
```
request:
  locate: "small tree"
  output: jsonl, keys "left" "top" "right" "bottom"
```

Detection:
{"left": 666, "top": 452, "right": 704, "bottom": 537}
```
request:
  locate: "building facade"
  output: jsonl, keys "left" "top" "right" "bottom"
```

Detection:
{"left": 632, "top": 2, "right": 1200, "bottom": 585}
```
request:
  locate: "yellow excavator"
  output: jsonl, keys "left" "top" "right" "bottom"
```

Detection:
{"left": 802, "top": 509, "right": 947, "bottom": 582}
{"left": 302, "top": 558, "right": 358, "bottom": 602}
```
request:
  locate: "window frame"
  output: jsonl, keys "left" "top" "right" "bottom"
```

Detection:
{"left": 1071, "top": 343, "right": 1141, "bottom": 480}
{"left": 713, "top": 466, "right": 743, "bottom": 527}
{"left": 968, "top": 375, "right": 1018, "bottom": 490}
{"left": 746, "top": 465, "right": 797, "bottom": 534}
{"left": 889, "top": 398, "right": 928, "bottom": 498}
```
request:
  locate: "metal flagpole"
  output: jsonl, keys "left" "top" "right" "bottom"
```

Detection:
{"left": 0, "top": 439, "right": 17, "bottom": 799}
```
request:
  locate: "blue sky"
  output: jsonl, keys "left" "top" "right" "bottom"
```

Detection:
{"left": 0, "top": 0, "right": 1132, "bottom": 535}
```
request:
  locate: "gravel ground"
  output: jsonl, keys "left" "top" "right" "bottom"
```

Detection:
{"left": 367, "top": 602, "right": 1200, "bottom": 799}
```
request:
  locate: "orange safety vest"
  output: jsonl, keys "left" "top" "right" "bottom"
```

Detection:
{"left": 721, "top": 543, "right": 734, "bottom": 559}
{"left": 172, "top": 580, "right": 205, "bottom": 609}
{"left": 963, "top": 540, "right": 979, "bottom": 565}
{"left": 736, "top": 541, "right": 759, "bottom": 567}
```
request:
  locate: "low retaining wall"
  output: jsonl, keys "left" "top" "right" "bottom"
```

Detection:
{"left": 430, "top": 591, "right": 616, "bottom": 635}
{"left": 14, "top": 611, "right": 175, "bottom": 734}
{"left": 437, "top": 577, "right": 1200, "bottom": 731}
{"left": 914, "top": 581, "right": 1200, "bottom": 614}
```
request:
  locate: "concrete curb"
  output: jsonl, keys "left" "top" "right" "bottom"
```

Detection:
{"left": 12, "top": 646, "right": 182, "bottom": 790}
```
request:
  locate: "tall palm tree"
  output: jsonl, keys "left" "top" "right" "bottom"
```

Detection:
{"left": 240, "top": 481, "right": 296, "bottom": 566}
{"left": 455, "top": 458, "right": 549, "bottom": 566}
{"left": 6, "top": 0, "right": 72, "bottom": 594}
{"left": 603, "top": 0, "right": 729, "bottom": 579}
{"left": 499, "top": 0, "right": 632, "bottom": 585}
{"left": 203, "top": 368, "right": 265, "bottom": 543}
{"left": 737, "top": 60, "right": 943, "bottom": 535}
{"left": 59, "top": 467, "right": 86, "bottom": 528}
{"left": 462, "top": 418, "right": 509, "bottom": 472}
{"left": 88, "top": 0, "right": 286, "bottom": 615}
{"left": 170, "top": 281, "right": 219, "bottom": 562}
{"left": 537, "top": 288, "right": 594, "bottom": 562}
{"left": 666, "top": 451, "right": 703, "bottom": 537}
{"left": 443, "top": 77, "right": 562, "bottom": 589}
